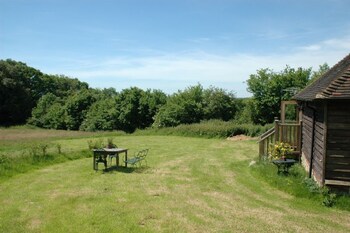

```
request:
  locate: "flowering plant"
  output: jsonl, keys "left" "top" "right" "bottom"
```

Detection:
{"left": 269, "top": 142, "right": 293, "bottom": 160}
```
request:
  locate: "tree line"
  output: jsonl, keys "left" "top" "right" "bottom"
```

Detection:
{"left": 0, "top": 59, "right": 329, "bottom": 131}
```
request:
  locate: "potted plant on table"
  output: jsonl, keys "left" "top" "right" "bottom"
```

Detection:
{"left": 269, "top": 142, "right": 293, "bottom": 160}
{"left": 106, "top": 138, "right": 117, "bottom": 149}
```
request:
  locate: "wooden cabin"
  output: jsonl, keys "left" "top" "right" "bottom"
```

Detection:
{"left": 293, "top": 53, "right": 350, "bottom": 191}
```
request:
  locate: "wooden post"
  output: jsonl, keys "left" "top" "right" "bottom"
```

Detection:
{"left": 274, "top": 117, "right": 279, "bottom": 143}
{"left": 281, "top": 102, "right": 286, "bottom": 123}
{"left": 259, "top": 141, "right": 264, "bottom": 159}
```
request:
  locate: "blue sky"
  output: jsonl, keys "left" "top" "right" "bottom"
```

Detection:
{"left": 1, "top": 0, "right": 350, "bottom": 97}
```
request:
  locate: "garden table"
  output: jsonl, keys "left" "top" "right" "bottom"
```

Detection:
{"left": 92, "top": 148, "right": 128, "bottom": 170}
{"left": 272, "top": 159, "right": 296, "bottom": 174}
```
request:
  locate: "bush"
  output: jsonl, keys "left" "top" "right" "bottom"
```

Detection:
{"left": 137, "top": 120, "right": 272, "bottom": 138}
{"left": 80, "top": 98, "right": 118, "bottom": 131}
{"left": 268, "top": 142, "right": 293, "bottom": 160}
{"left": 153, "top": 84, "right": 238, "bottom": 128}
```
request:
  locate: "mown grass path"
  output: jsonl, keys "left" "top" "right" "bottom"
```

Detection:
{"left": 1, "top": 136, "right": 350, "bottom": 232}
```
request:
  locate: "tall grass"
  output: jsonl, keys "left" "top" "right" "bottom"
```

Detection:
{"left": 250, "top": 160, "right": 350, "bottom": 211}
{"left": 0, "top": 127, "right": 125, "bottom": 182}
{"left": 136, "top": 120, "right": 272, "bottom": 138}
{"left": 0, "top": 143, "right": 91, "bottom": 181}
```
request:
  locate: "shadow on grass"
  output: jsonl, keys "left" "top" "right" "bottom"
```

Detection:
{"left": 98, "top": 165, "right": 150, "bottom": 174}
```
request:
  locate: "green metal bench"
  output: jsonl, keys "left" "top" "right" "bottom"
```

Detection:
{"left": 125, "top": 149, "right": 148, "bottom": 167}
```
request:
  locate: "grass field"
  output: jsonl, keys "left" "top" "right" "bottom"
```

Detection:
{"left": 0, "top": 128, "right": 350, "bottom": 232}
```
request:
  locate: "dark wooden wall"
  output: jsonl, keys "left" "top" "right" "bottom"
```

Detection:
{"left": 301, "top": 102, "right": 325, "bottom": 184}
{"left": 326, "top": 100, "right": 350, "bottom": 182}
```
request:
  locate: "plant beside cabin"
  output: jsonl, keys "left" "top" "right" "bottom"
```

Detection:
{"left": 269, "top": 142, "right": 293, "bottom": 160}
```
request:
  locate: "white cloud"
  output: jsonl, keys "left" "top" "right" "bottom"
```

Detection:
{"left": 45, "top": 36, "right": 350, "bottom": 97}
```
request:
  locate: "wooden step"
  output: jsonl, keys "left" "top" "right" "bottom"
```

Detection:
{"left": 325, "top": 179, "right": 350, "bottom": 186}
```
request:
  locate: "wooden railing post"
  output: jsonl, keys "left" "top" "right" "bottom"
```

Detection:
{"left": 259, "top": 140, "right": 264, "bottom": 158}
{"left": 274, "top": 117, "right": 279, "bottom": 143}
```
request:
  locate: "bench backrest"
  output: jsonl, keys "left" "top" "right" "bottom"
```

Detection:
{"left": 136, "top": 149, "right": 148, "bottom": 159}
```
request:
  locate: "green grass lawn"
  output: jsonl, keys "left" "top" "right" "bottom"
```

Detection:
{"left": 0, "top": 129, "right": 350, "bottom": 232}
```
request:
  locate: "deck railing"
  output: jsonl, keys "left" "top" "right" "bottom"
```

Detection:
{"left": 258, "top": 118, "right": 302, "bottom": 159}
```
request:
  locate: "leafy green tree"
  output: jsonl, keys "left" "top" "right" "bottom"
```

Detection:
{"left": 0, "top": 59, "right": 40, "bottom": 125}
{"left": 64, "top": 90, "right": 97, "bottom": 130}
{"left": 29, "top": 93, "right": 66, "bottom": 129}
{"left": 44, "top": 102, "right": 66, "bottom": 129}
{"left": 202, "top": 86, "right": 236, "bottom": 121}
{"left": 153, "top": 84, "right": 204, "bottom": 127}
{"left": 139, "top": 89, "right": 167, "bottom": 128}
{"left": 115, "top": 87, "right": 144, "bottom": 132}
{"left": 29, "top": 93, "right": 57, "bottom": 127}
{"left": 247, "top": 66, "right": 311, "bottom": 124}
{"left": 309, "top": 63, "right": 330, "bottom": 84}
{"left": 80, "top": 98, "right": 118, "bottom": 131}
{"left": 114, "top": 87, "right": 166, "bottom": 132}
{"left": 234, "top": 98, "right": 257, "bottom": 124}
{"left": 31, "top": 74, "right": 89, "bottom": 101}
{"left": 0, "top": 59, "right": 89, "bottom": 126}
{"left": 153, "top": 84, "right": 239, "bottom": 127}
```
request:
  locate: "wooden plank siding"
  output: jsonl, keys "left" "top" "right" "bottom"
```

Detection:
{"left": 301, "top": 103, "right": 325, "bottom": 184}
{"left": 301, "top": 105, "right": 313, "bottom": 164}
{"left": 313, "top": 104, "right": 325, "bottom": 183}
{"left": 325, "top": 100, "right": 350, "bottom": 182}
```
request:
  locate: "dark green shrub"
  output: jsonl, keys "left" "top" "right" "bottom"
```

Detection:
{"left": 137, "top": 120, "right": 272, "bottom": 138}
{"left": 0, "top": 154, "right": 10, "bottom": 164}
{"left": 80, "top": 98, "right": 118, "bottom": 131}
{"left": 321, "top": 188, "right": 337, "bottom": 207}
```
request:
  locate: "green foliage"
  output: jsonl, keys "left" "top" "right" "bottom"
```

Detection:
{"left": 0, "top": 59, "right": 335, "bottom": 134}
{"left": 153, "top": 85, "right": 204, "bottom": 127}
{"left": 0, "top": 154, "right": 10, "bottom": 164}
{"left": 0, "top": 59, "right": 37, "bottom": 125}
{"left": 80, "top": 98, "right": 118, "bottom": 131}
{"left": 138, "top": 120, "right": 271, "bottom": 138}
{"left": 114, "top": 87, "right": 167, "bottom": 132}
{"left": 234, "top": 98, "right": 256, "bottom": 124}
{"left": 202, "top": 86, "right": 237, "bottom": 121}
{"left": 64, "top": 90, "right": 97, "bottom": 130}
{"left": 302, "top": 178, "right": 337, "bottom": 207}
{"left": 252, "top": 162, "right": 320, "bottom": 199}
{"left": 29, "top": 87, "right": 167, "bottom": 132}
{"left": 31, "top": 74, "right": 89, "bottom": 102}
{"left": 247, "top": 66, "right": 311, "bottom": 124}
{"left": 106, "top": 137, "right": 118, "bottom": 148}
{"left": 87, "top": 139, "right": 104, "bottom": 149}
{"left": 44, "top": 102, "right": 66, "bottom": 129}
{"left": 138, "top": 89, "right": 167, "bottom": 128}
{"left": 0, "top": 59, "right": 88, "bottom": 126}
{"left": 153, "top": 84, "right": 237, "bottom": 127}
{"left": 309, "top": 63, "right": 330, "bottom": 84}
{"left": 29, "top": 93, "right": 65, "bottom": 129}
{"left": 321, "top": 188, "right": 337, "bottom": 207}
{"left": 252, "top": 161, "right": 344, "bottom": 209}
{"left": 268, "top": 142, "right": 293, "bottom": 160}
